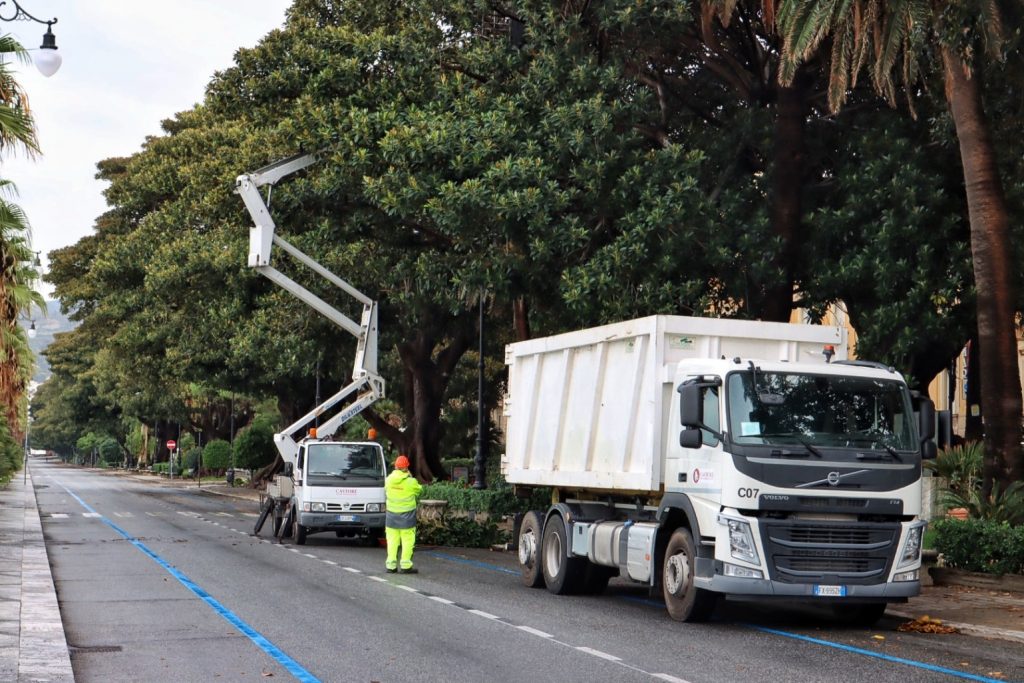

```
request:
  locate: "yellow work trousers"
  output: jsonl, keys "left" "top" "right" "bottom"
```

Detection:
{"left": 385, "top": 527, "right": 416, "bottom": 570}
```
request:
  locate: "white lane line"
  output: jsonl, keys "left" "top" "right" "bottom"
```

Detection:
{"left": 302, "top": 554, "right": 317, "bottom": 559}
{"left": 576, "top": 647, "right": 621, "bottom": 662}
{"left": 342, "top": 567, "right": 361, "bottom": 573}
{"left": 241, "top": 513, "right": 259, "bottom": 517}
{"left": 288, "top": 548, "right": 300, "bottom": 553}
{"left": 398, "top": 586, "right": 419, "bottom": 593}
{"left": 113, "top": 512, "right": 134, "bottom": 518}
{"left": 368, "top": 576, "right": 387, "bottom": 583}
{"left": 177, "top": 511, "right": 200, "bottom": 517}
{"left": 48, "top": 513, "right": 69, "bottom": 519}
{"left": 145, "top": 512, "right": 161, "bottom": 517}
{"left": 429, "top": 596, "right": 455, "bottom": 605}
{"left": 468, "top": 609, "right": 499, "bottom": 620}
{"left": 323, "top": 560, "right": 338, "bottom": 566}
{"left": 83, "top": 512, "right": 101, "bottom": 518}
{"left": 517, "top": 625, "right": 552, "bottom": 638}
{"left": 216, "top": 512, "right": 233, "bottom": 517}
{"left": 652, "top": 675, "right": 693, "bottom": 683}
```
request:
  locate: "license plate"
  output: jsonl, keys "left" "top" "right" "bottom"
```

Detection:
{"left": 337, "top": 514, "right": 358, "bottom": 522}
{"left": 813, "top": 585, "right": 847, "bottom": 597}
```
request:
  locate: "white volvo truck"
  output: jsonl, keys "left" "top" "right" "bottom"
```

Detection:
{"left": 504, "top": 315, "right": 936, "bottom": 623}
{"left": 237, "top": 152, "right": 388, "bottom": 545}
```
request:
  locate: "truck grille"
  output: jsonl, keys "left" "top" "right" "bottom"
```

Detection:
{"left": 760, "top": 520, "right": 899, "bottom": 585}
{"left": 325, "top": 503, "right": 366, "bottom": 512}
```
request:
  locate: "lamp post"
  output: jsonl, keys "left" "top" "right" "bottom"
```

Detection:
{"left": 473, "top": 294, "right": 487, "bottom": 489}
{"left": 0, "top": 1, "right": 61, "bottom": 77}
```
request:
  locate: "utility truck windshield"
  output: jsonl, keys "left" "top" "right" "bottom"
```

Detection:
{"left": 305, "top": 444, "right": 385, "bottom": 485}
{"left": 727, "top": 371, "right": 916, "bottom": 452}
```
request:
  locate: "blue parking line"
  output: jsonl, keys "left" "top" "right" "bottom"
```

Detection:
{"left": 433, "top": 546, "right": 1005, "bottom": 682}
{"left": 58, "top": 483, "right": 320, "bottom": 683}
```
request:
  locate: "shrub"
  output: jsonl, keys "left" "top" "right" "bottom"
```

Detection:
{"left": 418, "top": 515, "right": 509, "bottom": 548}
{"left": 943, "top": 480, "right": 1024, "bottom": 525}
{"left": 202, "top": 439, "right": 232, "bottom": 472}
{"left": 182, "top": 447, "right": 202, "bottom": 471}
{"left": 932, "top": 518, "right": 1024, "bottom": 575}
{"left": 925, "top": 441, "right": 983, "bottom": 500}
{"left": 233, "top": 419, "right": 276, "bottom": 470}
{"left": 420, "top": 479, "right": 550, "bottom": 516}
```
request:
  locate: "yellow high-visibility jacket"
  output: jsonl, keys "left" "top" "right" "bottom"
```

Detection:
{"left": 385, "top": 469, "right": 423, "bottom": 529}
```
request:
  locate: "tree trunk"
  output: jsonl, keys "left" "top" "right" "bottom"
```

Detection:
{"left": 943, "top": 48, "right": 1023, "bottom": 490}
{"left": 761, "top": 81, "right": 807, "bottom": 322}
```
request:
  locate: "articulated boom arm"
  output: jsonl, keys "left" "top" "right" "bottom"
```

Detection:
{"left": 235, "top": 152, "right": 385, "bottom": 462}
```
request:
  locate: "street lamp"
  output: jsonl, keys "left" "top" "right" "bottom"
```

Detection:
{"left": 0, "top": 1, "right": 61, "bottom": 77}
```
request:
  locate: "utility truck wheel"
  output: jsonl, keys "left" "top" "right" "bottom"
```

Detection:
{"left": 541, "top": 515, "right": 584, "bottom": 595}
{"left": 663, "top": 528, "right": 716, "bottom": 622}
{"left": 293, "top": 515, "right": 308, "bottom": 545}
{"left": 518, "top": 511, "right": 545, "bottom": 588}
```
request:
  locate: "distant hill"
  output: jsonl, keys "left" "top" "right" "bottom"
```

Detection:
{"left": 23, "top": 301, "right": 79, "bottom": 385}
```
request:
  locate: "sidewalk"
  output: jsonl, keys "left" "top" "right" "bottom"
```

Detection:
{"left": 0, "top": 467, "right": 73, "bottom": 682}
{"left": 889, "top": 582, "right": 1024, "bottom": 643}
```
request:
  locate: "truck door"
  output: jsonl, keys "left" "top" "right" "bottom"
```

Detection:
{"left": 668, "top": 378, "right": 723, "bottom": 501}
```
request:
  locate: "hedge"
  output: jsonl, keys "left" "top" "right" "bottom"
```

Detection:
{"left": 202, "top": 439, "right": 232, "bottom": 472}
{"left": 419, "top": 480, "right": 550, "bottom": 516}
{"left": 932, "top": 518, "right": 1024, "bottom": 576}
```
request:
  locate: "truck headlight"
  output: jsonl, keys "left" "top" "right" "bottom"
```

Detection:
{"left": 898, "top": 524, "right": 924, "bottom": 567}
{"left": 366, "top": 503, "right": 381, "bottom": 512}
{"left": 310, "top": 502, "right": 326, "bottom": 512}
{"left": 719, "top": 515, "right": 759, "bottom": 565}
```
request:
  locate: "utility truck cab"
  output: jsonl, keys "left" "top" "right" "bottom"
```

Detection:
{"left": 292, "top": 436, "right": 387, "bottom": 545}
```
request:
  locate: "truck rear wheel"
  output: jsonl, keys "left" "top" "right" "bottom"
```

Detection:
{"left": 541, "top": 514, "right": 584, "bottom": 595}
{"left": 518, "top": 511, "right": 545, "bottom": 588}
{"left": 663, "top": 528, "right": 716, "bottom": 622}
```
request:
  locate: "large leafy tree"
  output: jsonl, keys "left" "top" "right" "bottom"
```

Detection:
{"left": 776, "top": 0, "right": 1023, "bottom": 488}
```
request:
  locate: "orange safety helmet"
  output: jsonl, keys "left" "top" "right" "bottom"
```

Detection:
{"left": 395, "top": 455, "right": 410, "bottom": 470}
{"left": 367, "top": 428, "right": 378, "bottom": 440}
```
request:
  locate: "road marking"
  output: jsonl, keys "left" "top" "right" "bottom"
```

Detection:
{"left": 145, "top": 512, "right": 161, "bottom": 517}
{"left": 323, "top": 560, "right": 338, "bottom": 566}
{"left": 468, "top": 609, "right": 499, "bottom": 620}
{"left": 288, "top": 548, "right": 300, "bottom": 553}
{"left": 576, "top": 646, "right": 622, "bottom": 662}
{"left": 82, "top": 512, "right": 100, "bottom": 518}
{"left": 55, "top": 481, "right": 321, "bottom": 683}
{"left": 398, "top": 586, "right": 419, "bottom": 593}
{"left": 429, "top": 596, "right": 455, "bottom": 605}
{"left": 47, "top": 513, "right": 68, "bottom": 519}
{"left": 113, "top": 512, "right": 134, "bottom": 518}
{"left": 367, "top": 576, "right": 387, "bottom": 583}
{"left": 216, "top": 512, "right": 234, "bottom": 517}
{"left": 517, "top": 625, "right": 552, "bottom": 638}
{"left": 302, "top": 554, "right": 317, "bottom": 559}
{"left": 652, "top": 674, "right": 693, "bottom": 683}
{"left": 176, "top": 511, "right": 200, "bottom": 517}
{"left": 342, "top": 567, "right": 360, "bottom": 573}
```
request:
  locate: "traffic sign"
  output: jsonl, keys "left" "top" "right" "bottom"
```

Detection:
{"left": 166, "top": 440, "right": 177, "bottom": 450}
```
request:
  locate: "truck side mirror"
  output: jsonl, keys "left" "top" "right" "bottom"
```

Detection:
{"left": 917, "top": 397, "right": 935, "bottom": 442}
{"left": 921, "top": 440, "right": 938, "bottom": 460}
{"left": 678, "top": 382, "right": 703, "bottom": 427}
{"left": 679, "top": 428, "right": 702, "bottom": 449}
{"left": 296, "top": 449, "right": 305, "bottom": 472}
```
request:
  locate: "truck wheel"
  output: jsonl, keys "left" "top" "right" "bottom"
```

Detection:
{"left": 541, "top": 515, "right": 584, "bottom": 595}
{"left": 293, "top": 514, "right": 307, "bottom": 545}
{"left": 832, "top": 602, "right": 887, "bottom": 627}
{"left": 663, "top": 528, "right": 716, "bottom": 622}
{"left": 518, "top": 511, "right": 545, "bottom": 588}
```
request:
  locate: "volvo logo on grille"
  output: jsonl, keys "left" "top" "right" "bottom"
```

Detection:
{"left": 826, "top": 471, "right": 841, "bottom": 487}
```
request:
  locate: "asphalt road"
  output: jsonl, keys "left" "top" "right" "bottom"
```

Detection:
{"left": 33, "top": 461, "right": 1024, "bottom": 683}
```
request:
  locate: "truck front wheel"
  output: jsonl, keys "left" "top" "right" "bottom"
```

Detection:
{"left": 518, "top": 511, "right": 545, "bottom": 588}
{"left": 663, "top": 528, "right": 716, "bottom": 622}
{"left": 293, "top": 513, "right": 307, "bottom": 545}
{"left": 541, "top": 515, "right": 584, "bottom": 595}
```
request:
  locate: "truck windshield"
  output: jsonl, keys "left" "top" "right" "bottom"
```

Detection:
{"left": 305, "top": 444, "right": 385, "bottom": 484}
{"left": 726, "top": 371, "right": 916, "bottom": 452}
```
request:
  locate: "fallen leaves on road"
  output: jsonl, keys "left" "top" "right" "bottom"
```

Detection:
{"left": 896, "top": 615, "right": 959, "bottom": 634}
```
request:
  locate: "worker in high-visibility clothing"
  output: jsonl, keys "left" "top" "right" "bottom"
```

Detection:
{"left": 385, "top": 454, "right": 423, "bottom": 574}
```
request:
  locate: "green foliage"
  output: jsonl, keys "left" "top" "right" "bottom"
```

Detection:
{"left": 0, "top": 423, "right": 22, "bottom": 483}
{"left": 926, "top": 441, "right": 984, "bottom": 500}
{"left": 418, "top": 515, "right": 508, "bottom": 549}
{"left": 97, "top": 437, "right": 120, "bottom": 465}
{"left": 182, "top": 447, "right": 202, "bottom": 471}
{"left": 201, "top": 439, "right": 232, "bottom": 472}
{"left": 932, "top": 518, "right": 1024, "bottom": 575}
{"left": 420, "top": 479, "right": 549, "bottom": 516}
{"left": 943, "top": 481, "right": 1024, "bottom": 525}
{"left": 232, "top": 417, "right": 276, "bottom": 470}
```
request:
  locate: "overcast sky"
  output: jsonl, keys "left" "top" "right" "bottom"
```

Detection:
{"left": 3, "top": 0, "right": 293, "bottom": 299}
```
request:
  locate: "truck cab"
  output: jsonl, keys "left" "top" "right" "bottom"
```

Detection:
{"left": 291, "top": 438, "right": 387, "bottom": 544}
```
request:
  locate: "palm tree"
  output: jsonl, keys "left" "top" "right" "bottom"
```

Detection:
{"left": 0, "top": 34, "right": 39, "bottom": 157}
{"left": 773, "top": 1, "right": 1023, "bottom": 490}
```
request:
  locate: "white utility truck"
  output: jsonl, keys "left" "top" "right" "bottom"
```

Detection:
{"left": 237, "top": 152, "right": 387, "bottom": 546}
{"left": 504, "top": 315, "right": 936, "bottom": 623}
